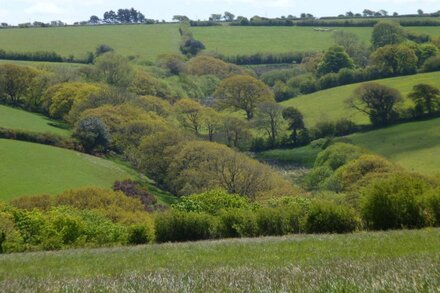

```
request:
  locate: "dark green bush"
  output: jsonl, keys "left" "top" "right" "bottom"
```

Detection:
{"left": 216, "top": 209, "right": 258, "bottom": 238}
{"left": 155, "top": 211, "right": 215, "bottom": 243}
{"left": 423, "top": 188, "right": 440, "bottom": 226}
{"left": 305, "top": 201, "right": 360, "bottom": 233}
{"left": 361, "top": 174, "right": 430, "bottom": 230}
{"left": 256, "top": 207, "right": 303, "bottom": 236}
{"left": 127, "top": 224, "right": 155, "bottom": 245}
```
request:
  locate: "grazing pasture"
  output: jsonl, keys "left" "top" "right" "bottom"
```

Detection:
{"left": 258, "top": 118, "right": 440, "bottom": 175}
{"left": 192, "top": 26, "right": 440, "bottom": 56}
{"left": 0, "top": 229, "right": 439, "bottom": 292}
{"left": 0, "top": 24, "right": 181, "bottom": 61}
{"left": 281, "top": 71, "right": 440, "bottom": 127}
{"left": 0, "top": 105, "right": 69, "bottom": 136}
{"left": 0, "top": 139, "right": 133, "bottom": 200}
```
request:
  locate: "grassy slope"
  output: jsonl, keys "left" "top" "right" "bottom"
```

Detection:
{"left": 192, "top": 26, "right": 440, "bottom": 56}
{"left": 0, "top": 24, "right": 180, "bottom": 61}
{"left": 281, "top": 71, "right": 440, "bottom": 127}
{"left": 0, "top": 105, "right": 69, "bottom": 136}
{"left": 0, "top": 139, "right": 133, "bottom": 200}
{"left": 259, "top": 118, "right": 440, "bottom": 175}
{"left": 0, "top": 229, "right": 439, "bottom": 291}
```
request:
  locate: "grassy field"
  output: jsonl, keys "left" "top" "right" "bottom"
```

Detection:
{"left": 0, "top": 139, "right": 133, "bottom": 200}
{"left": 0, "top": 105, "right": 69, "bottom": 136}
{"left": 192, "top": 26, "right": 440, "bottom": 56}
{"left": 0, "top": 229, "right": 438, "bottom": 291}
{"left": 281, "top": 71, "right": 440, "bottom": 127}
{"left": 259, "top": 118, "right": 440, "bottom": 175}
{"left": 0, "top": 24, "right": 180, "bottom": 61}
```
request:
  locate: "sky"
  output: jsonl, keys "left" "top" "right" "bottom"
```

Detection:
{"left": 0, "top": 0, "right": 439, "bottom": 24}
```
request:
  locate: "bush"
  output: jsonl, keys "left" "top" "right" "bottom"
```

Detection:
{"left": 113, "top": 179, "right": 157, "bottom": 211}
{"left": 314, "top": 143, "right": 366, "bottom": 171}
{"left": 173, "top": 189, "right": 251, "bottom": 215}
{"left": 361, "top": 174, "right": 430, "bottom": 230}
{"left": 127, "top": 223, "right": 155, "bottom": 245}
{"left": 302, "top": 166, "right": 334, "bottom": 191}
{"left": 155, "top": 211, "right": 215, "bottom": 243}
{"left": 256, "top": 207, "right": 303, "bottom": 236}
{"left": 423, "top": 188, "right": 440, "bottom": 226}
{"left": 305, "top": 201, "right": 360, "bottom": 233}
{"left": 326, "top": 155, "right": 398, "bottom": 192}
{"left": 421, "top": 55, "right": 440, "bottom": 72}
{"left": 216, "top": 209, "right": 258, "bottom": 238}
{"left": 73, "top": 117, "right": 110, "bottom": 153}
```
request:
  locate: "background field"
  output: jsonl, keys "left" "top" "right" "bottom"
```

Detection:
{"left": 0, "top": 139, "right": 133, "bottom": 200}
{"left": 0, "top": 24, "right": 180, "bottom": 61}
{"left": 0, "top": 105, "right": 69, "bottom": 136}
{"left": 281, "top": 71, "right": 440, "bottom": 127}
{"left": 1, "top": 229, "right": 438, "bottom": 291}
{"left": 192, "top": 26, "right": 440, "bottom": 56}
{"left": 259, "top": 118, "right": 440, "bottom": 175}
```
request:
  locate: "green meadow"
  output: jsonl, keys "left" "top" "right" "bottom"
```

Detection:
{"left": 281, "top": 71, "right": 440, "bottom": 127}
{"left": 0, "top": 229, "right": 438, "bottom": 292}
{"left": 0, "top": 139, "right": 133, "bottom": 200}
{"left": 192, "top": 26, "right": 440, "bottom": 56}
{"left": 259, "top": 118, "right": 440, "bottom": 175}
{"left": 0, "top": 24, "right": 181, "bottom": 61}
{"left": 0, "top": 105, "right": 69, "bottom": 136}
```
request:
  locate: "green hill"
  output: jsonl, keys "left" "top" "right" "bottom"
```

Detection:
{"left": 0, "top": 24, "right": 180, "bottom": 61}
{"left": 0, "top": 139, "right": 133, "bottom": 200}
{"left": 259, "top": 118, "right": 440, "bottom": 175}
{"left": 192, "top": 26, "right": 440, "bottom": 56}
{"left": 1, "top": 229, "right": 438, "bottom": 291}
{"left": 281, "top": 71, "right": 440, "bottom": 127}
{"left": 0, "top": 105, "right": 69, "bottom": 136}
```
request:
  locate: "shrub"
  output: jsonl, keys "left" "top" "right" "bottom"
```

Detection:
{"left": 361, "top": 174, "right": 430, "bottom": 230}
{"left": 423, "top": 188, "right": 440, "bottom": 226}
{"left": 421, "top": 55, "right": 440, "bottom": 72}
{"left": 127, "top": 223, "right": 155, "bottom": 245}
{"left": 256, "top": 207, "right": 303, "bottom": 236}
{"left": 216, "top": 209, "right": 258, "bottom": 238}
{"left": 10, "top": 194, "right": 54, "bottom": 211}
{"left": 326, "top": 155, "right": 398, "bottom": 192}
{"left": 155, "top": 211, "right": 215, "bottom": 243}
{"left": 305, "top": 201, "right": 360, "bottom": 233}
{"left": 302, "top": 166, "right": 334, "bottom": 191}
{"left": 314, "top": 143, "right": 366, "bottom": 171}
{"left": 113, "top": 179, "right": 157, "bottom": 210}
{"left": 173, "top": 189, "right": 251, "bottom": 215}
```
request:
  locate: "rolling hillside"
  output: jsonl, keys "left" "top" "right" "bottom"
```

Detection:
{"left": 192, "top": 26, "right": 440, "bottom": 56}
{"left": 0, "top": 105, "right": 69, "bottom": 136}
{"left": 0, "top": 24, "right": 180, "bottom": 61}
{"left": 259, "top": 118, "right": 440, "bottom": 175}
{"left": 281, "top": 71, "right": 440, "bottom": 127}
{"left": 0, "top": 139, "right": 133, "bottom": 200}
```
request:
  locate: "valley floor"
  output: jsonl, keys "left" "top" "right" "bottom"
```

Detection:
{"left": 1, "top": 229, "right": 439, "bottom": 292}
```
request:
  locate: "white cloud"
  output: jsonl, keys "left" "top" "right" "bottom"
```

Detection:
{"left": 25, "top": 2, "right": 65, "bottom": 15}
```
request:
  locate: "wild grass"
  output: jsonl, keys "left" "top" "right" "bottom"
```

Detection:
{"left": 192, "top": 26, "right": 440, "bottom": 56}
{"left": 0, "top": 229, "right": 439, "bottom": 292}
{"left": 0, "top": 139, "right": 133, "bottom": 200}
{"left": 0, "top": 24, "right": 181, "bottom": 61}
{"left": 0, "top": 105, "right": 69, "bottom": 137}
{"left": 281, "top": 71, "right": 440, "bottom": 127}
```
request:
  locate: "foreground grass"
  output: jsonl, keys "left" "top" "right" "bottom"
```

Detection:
{"left": 193, "top": 26, "right": 440, "bottom": 56}
{"left": 0, "top": 229, "right": 439, "bottom": 291}
{"left": 0, "top": 24, "right": 180, "bottom": 61}
{"left": 0, "top": 139, "right": 133, "bottom": 200}
{"left": 0, "top": 105, "right": 69, "bottom": 136}
{"left": 281, "top": 71, "right": 440, "bottom": 127}
{"left": 259, "top": 118, "right": 440, "bottom": 175}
